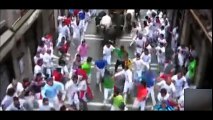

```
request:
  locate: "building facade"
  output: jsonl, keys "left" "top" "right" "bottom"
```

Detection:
{"left": 168, "top": 9, "right": 212, "bottom": 89}
{"left": 0, "top": 10, "right": 60, "bottom": 101}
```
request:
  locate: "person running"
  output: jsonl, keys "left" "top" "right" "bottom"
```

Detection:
{"left": 157, "top": 88, "right": 170, "bottom": 103}
{"left": 6, "top": 79, "right": 24, "bottom": 97}
{"left": 114, "top": 45, "right": 127, "bottom": 73}
{"left": 155, "top": 43, "right": 166, "bottom": 65}
{"left": 132, "top": 53, "right": 149, "bottom": 83}
{"left": 103, "top": 70, "right": 114, "bottom": 105}
{"left": 41, "top": 78, "right": 65, "bottom": 108}
{"left": 156, "top": 75, "right": 176, "bottom": 99}
{"left": 140, "top": 48, "right": 151, "bottom": 66}
{"left": 81, "top": 57, "right": 93, "bottom": 84}
{"left": 39, "top": 98, "right": 51, "bottom": 111}
{"left": 1, "top": 88, "right": 16, "bottom": 110}
{"left": 111, "top": 90, "right": 125, "bottom": 111}
{"left": 114, "top": 65, "right": 133, "bottom": 103}
{"left": 71, "top": 17, "right": 83, "bottom": 48}
{"left": 95, "top": 57, "right": 108, "bottom": 92}
{"left": 171, "top": 71, "right": 188, "bottom": 99}
{"left": 77, "top": 40, "right": 89, "bottom": 63}
{"left": 65, "top": 75, "right": 80, "bottom": 110}
{"left": 103, "top": 41, "right": 115, "bottom": 65}
{"left": 135, "top": 80, "right": 148, "bottom": 111}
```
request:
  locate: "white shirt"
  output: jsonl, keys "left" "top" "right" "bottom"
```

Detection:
{"left": 158, "top": 38, "right": 167, "bottom": 44}
{"left": 34, "top": 64, "right": 43, "bottom": 76}
{"left": 141, "top": 53, "right": 151, "bottom": 64}
{"left": 156, "top": 80, "right": 176, "bottom": 96}
{"left": 7, "top": 82, "right": 24, "bottom": 97}
{"left": 178, "top": 95, "right": 184, "bottom": 111}
{"left": 1, "top": 95, "right": 14, "bottom": 110}
{"left": 37, "top": 46, "right": 45, "bottom": 53}
{"left": 43, "top": 53, "right": 52, "bottom": 68}
{"left": 40, "top": 53, "right": 45, "bottom": 60}
{"left": 171, "top": 75, "right": 188, "bottom": 97}
{"left": 65, "top": 80, "right": 78, "bottom": 103}
{"left": 100, "top": 15, "right": 112, "bottom": 28}
{"left": 135, "top": 37, "right": 146, "bottom": 48}
{"left": 132, "top": 58, "right": 149, "bottom": 71}
{"left": 34, "top": 55, "right": 40, "bottom": 65}
{"left": 59, "top": 25, "right": 71, "bottom": 40}
{"left": 146, "top": 10, "right": 152, "bottom": 17}
{"left": 77, "top": 80, "right": 87, "bottom": 91}
{"left": 159, "top": 29, "right": 166, "bottom": 36}
{"left": 178, "top": 53, "right": 184, "bottom": 66}
{"left": 5, "top": 103, "right": 23, "bottom": 111}
{"left": 103, "top": 45, "right": 115, "bottom": 56}
{"left": 156, "top": 46, "right": 165, "bottom": 61}
{"left": 71, "top": 21, "right": 81, "bottom": 40}
{"left": 157, "top": 93, "right": 170, "bottom": 103}
{"left": 115, "top": 69, "right": 133, "bottom": 83}
{"left": 39, "top": 104, "right": 51, "bottom": 111}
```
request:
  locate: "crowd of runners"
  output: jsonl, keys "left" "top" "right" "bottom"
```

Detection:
{"left": 1, "top": 9, "right": 197, "bottom": 111}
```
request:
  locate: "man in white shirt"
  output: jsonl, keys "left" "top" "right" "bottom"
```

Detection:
{"left": 65, "top": 75, "right": 80, "bottom": 110}
{"left": 158, "top": 34, "right": 167, "bottom": 45}
{"left": 34, "top": 59, "right": 44, "bottom": 77}
{"left": 171, "top": 72, "right": 188, "bottom": 99}
{"left": 132, "top": 53, "right": 149, "bottom": 83}
{"left": 39, "top": 98, "right": 51, "bottom": 111}
{"left": 141, "top": 48, "right": 151, "bottom": 66}
{"left": 72, "top": 18, "right": 82, "bottom": 47}
{"left": 171, "top": 27, "right": 179, "bottom": 52}
{"left": 134, "top": 33, "right": 147, "bottom": 55}
{"left": 155, "top": 44, "right": 166, "bottom": 65}
{"left": 1, "top": 88, "right": 15, "bottom": 110}
{"left": 6, "top": 97, "right": 24, "bottom": 111}
{"left": 43, "top": 49, "right": 53, "bottom": 78}
{"left": 159, "top": 26, "right": 166, "bottom": 37}
{"left": 103, "top": 42, "right": 115, "bottom": 65}
{"left": 114, "top": 66, "right": 133, "bottom": 103}
{"left": 100, "top": 13, "right": 112, "bottom": 29}
{"left": 34, "top": 51, "right": 41, "bottom": 65}
{"left": 157, "top": 88, "right": 170, "bottom": 103}
{"left": 156, "top": 76, "right": 176, "bottom": 98}
{"left": 6, "top": 79, "right": 24, "bottom": 97}
{"left": 59, "top": 21, "right": 71, "bottom": 41}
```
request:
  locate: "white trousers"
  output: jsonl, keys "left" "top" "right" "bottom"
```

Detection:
{"left": 136, "top": 47, "right": 143, "bottom": 54}
{"left": 104, "top": 88, "right": 113, "bottom": 100}
{"left": 110, "top": 105, "right": 120, "bottom": 111}
{"left": 68, "top": 93, "right": 80, "bottom": 110}
{"left": 48, "top": 96, "right": 59, "bottom": 108}
{"left": 133, "top": 70, "right": 143, "bottom": 82}
{"left": 96, "top": 68, "right": 105, "bottom": 84}
{"left": 87, "top": 74, "right": 92, "bottom": 84}
{"left": 123, "top": 82, "right": 133, "bottom": 93}
{"left": 139, "top": 100, "right": 146, "bottom": 111}
{"left": 147, "top": 86, "right": 156, "bottom": 106}
{"left": 157, "top": 57, "right": 165, "bottom": 64}
{"left": 103, "top": 55, "right": 111, "bottom": 65}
